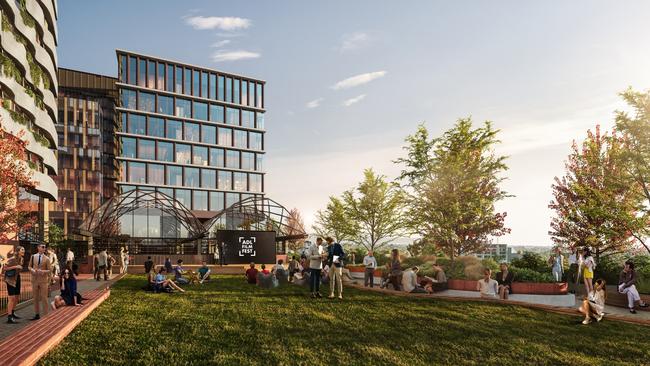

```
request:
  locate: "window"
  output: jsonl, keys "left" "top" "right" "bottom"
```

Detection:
{"left": 210, "top": 148, "right": 224, "bottom": 167}
{"left": 121, "top": 112, "right": 127, "bottom": 132}
{"left": 138, "top": 139, "right": 155, "bottom": 160}
{"left": 233, "top": 79, "right": 240, "bottom": 104}
{"left": 184, "top": 122, "right": 200, "bottom": 142}
{"left": 184, "top": 167, "right": 200, "bottom": 187}
{"left": 241, "top": 110, "right": 254, "bottom": 128}
{"left": 175, "top": 189, "right": 191, "bottom": 208}
{"left": 193, "top": 146, "right": 208, "bottom": 166}
{"left": 225, "top": 77, "right": 232, "bottom": 102}
{"left": 218, "top": 170, "right": 232, "bottom": 190}
{"left": 209, "top": 74, "right": 216, "bottom": 99}
{"left": 166, "top": 119, "right": 183, "bottom": 139}
{"left": 201, "top": 169, "right": 216, "bottom": 188}
{"left": 175, "top": 66, "right": 183, "bottom": 93}
{"left": 249, "top": 173, "right": 262, "bottom": 192}
{"left": 138, "top": 92, "right": 155, "bottom": 113}
{"left": 121, "top": 89, "right": 136, "bottom": 109}
{"left": 167, "top": 165, "right": 182, "bottom": 186}
{"left": 128, "top": 56, "right": 137, "bottom": 85}
{"left": 218, "top": 128, "right": 232, "bottom": 146}
{"left": 193, "top": 190, "right": 208, "bottom": 210}
{"left": 184, "top": 68, "right": 192, "bottom": 95}
{"left": 201, "top": 72, "right": 208, "bottom": 98}
{"left": 209, "top": 105, "right": 224, "bottom": 122}
{"left": 128, "top": 162, "right": 146, "bottom": 183}
{"left": 157, "top": 95, "right": 173, "bottom": 115}
{"left": 148, "top": 164, "right": 164, "bottom": 185}
{"left": 248, "top": 81, "right": 255, "bottom": 107}
{"left": 241, "top": 152, "right": 254, "bottom": 170}
{"left": 122, "top": 137, "right": 136, "bottom": 158}
{"left": 202, "top": 125, "right": 216, "bottom": 144}
{"left": 226, "top": 150, "right": 240, "bottom": 169}
{"left": 192, "top": 70, "right": 200, "bottom": 96}
{"left": 157, "top": 141, "right": 173, "bottom": 162}
{"left": 119, "top": 55, "right": 127, "bottom": 83}
{"left": 226, "top": 192, "right": 239, "bottom": 207}
{"left": 256, "top": 113, "right": 265, "bottom": 129}
{"left": 166, "top": 64, "right": 174, "bottom": 92}
{"left": 175, "top": 98, "right": 191, "bottom": 118}
{"left": 256, "top": 83, "right": 263, "bottom": 108}
{"left": 256, "top": 154, "right": 263, "bottom": 171}
{"left": 233, "top": 172, "right": 247, "bottom": 191}
{"left": 148, "top": 117, "right": 165, "bottom": 137}
{"left": 157, "top": 187, "right": 174, "bottom": 198}
{"left": 234, "top": 130, "right": 248, "bottom": 148}
{"left": 148, "top": 60, "right": 156, "bottom": 88}
{"left": 218, "top": 75, "right": 225, "bottom": 101}
{"left": 249, "top": 132, "right": 262, "bottom": 150}
{"left": 210, "top": 191, "right": 224, "bottom": 211}
{"left": 156, "top": 62, "right": 165, "bottom": 90}
{"left": 138, "top": 59, "right": 146, "bottom": 87}
{"left": 175, "top": 143, "right": 191, "bottom": 164}
{"left": 128, "top": 114, "right": 146, "bottom": 135}
{"left": 226, "top": 108, "right": 239, "bottom": 125}
{"left": 241, "top": 80, "right": 248, "bottom": 106}
{"left": 120, "top": 184, "right": 135, "bottom": 194}
{"left": 193, "top": 101, "right": 208, "bottom": 120}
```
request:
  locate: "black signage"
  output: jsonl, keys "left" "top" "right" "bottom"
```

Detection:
{"left": 215, "top": 230, "right": 276, "bottom": 264}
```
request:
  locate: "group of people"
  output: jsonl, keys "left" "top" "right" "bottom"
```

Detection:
{"left": 145, "top": 257, "right": 212, "bottom": 293}
{"left": 244, "top": 260, "right": 290, "bottom": 288}
{"left": 1, "top": 244, "right": 84, "bottom": 324}
{"left": 377, "top": 249, "right": 449, "bottom": 295}
{"left": 93, "top": 247, "right": 129, "bottom": 281}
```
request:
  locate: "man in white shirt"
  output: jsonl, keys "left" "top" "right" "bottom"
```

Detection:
{"left": 477, "top": 268, "right": 499, "bottom": 299}
{"left": 401, "top": 266, "right": 426, "bottom": 293}
{"left": 65, "top": 248, "right": 74, "bottom": 269}
{"left": 96, "top": 249, "right": 108, "bottom": 281}
{"left": 363, "top": 251, "right": 377, "bottom": 288}
{"left": 306, "top": 238, "right": 325, "bottom": 298}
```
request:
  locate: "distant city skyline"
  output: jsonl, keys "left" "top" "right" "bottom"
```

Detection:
{"left": 58, "top": 0, "right": 650, "bottom": 245}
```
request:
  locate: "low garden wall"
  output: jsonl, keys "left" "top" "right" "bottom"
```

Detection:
{"left": 448, "top": 279, "right": 568, "bottom": 295}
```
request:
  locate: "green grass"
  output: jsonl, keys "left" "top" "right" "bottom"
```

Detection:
{"left": 39, "top": 275, "right": 650, "bottom": 366}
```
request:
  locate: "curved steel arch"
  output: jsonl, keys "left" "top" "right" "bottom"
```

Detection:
{"left": 79, "top": 189, "right": 205, "bottom": 240}
{"left": 204, "top": 196, "right": 307, "bottom": 241}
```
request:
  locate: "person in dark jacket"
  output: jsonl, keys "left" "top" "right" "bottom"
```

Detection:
{"left": 164, "top": 257, "right": 173, "bottom": 273}
{"left": 52, "top": 268, "right": 82, "bottom": 309}
{"left": 618, "top": 261, "right": 649, "bottom": 314}
{"left": 326, "top": 237, "right": 346, "bottom": 299}
{"left": 144, "top": 256, "right": 154, "bottom": 274}
{"left": 496, "top": 263, "right": 514, "bottom": 300}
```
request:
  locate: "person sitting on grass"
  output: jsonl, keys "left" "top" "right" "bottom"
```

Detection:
{"left": 245, "top": 262, "right": 258, "bottom": 284}
{"left": 198, "top": 261, "right": 211, "bottom": 284}
{"left": 579, "top": 278, "right": 606, "bottom": 324}
{"left": 402, "top": 266, "right": 427, "bottom": 293}
{"left": 496, "top": 263, "right": 514, "bottom": 300}
{"left": 155, "top": 267, "right": 185, "bottom": 293}
{"left": 51, "top": 268, "right": 83, "bottom": 310}
{"left": 477, "top": 268, "right": 499, "bottom": 299}
{"left": 174, "top": 259, "right": 190, "bottom": 284}
{"left": 257, "top": 264, "right": 278, "bottom": 289}
{"left": 146, "top": 266, "right": 157, "bottom": 291}
{"left": 618, "top": 260, "right": 649, "bottom": 314}
{"left": 288, "top": 256, "right": 299, "bottom": 283}
{"left": 272, "top": 259, "right": 288, "bottom": 285}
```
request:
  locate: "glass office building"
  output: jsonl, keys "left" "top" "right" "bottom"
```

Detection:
{"left": 115, "top": 51, "right": 266, "bottom": 217}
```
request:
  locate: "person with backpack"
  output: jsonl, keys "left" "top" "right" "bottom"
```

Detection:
{"left": 326, "top": 237, "right": 346, "bottom": 300}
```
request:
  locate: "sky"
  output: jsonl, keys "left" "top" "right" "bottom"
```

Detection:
{"left": 58, "top": 0, "right": 650, "bottom": 246}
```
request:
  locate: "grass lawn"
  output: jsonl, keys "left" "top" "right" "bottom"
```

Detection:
{"left": 39, "top": 275, "right": 650, "bottom": 366}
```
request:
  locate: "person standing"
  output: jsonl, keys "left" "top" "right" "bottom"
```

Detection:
{"left": 582, "top": 247, "right": 596, "bottom": 295}
{"left": 618, "top": 261, "right": 650, "bottom": 314}
{"left": 65, "top": 247, "right": 74, "bottom": 269}
{"left": 144, "top": 256, "right": 154, "bottom": 274}
{"left": 389, "top": 249, "right": 403, "bottom": 291}
{"left": 363, "top": 251, "right": 377, "bottom": 288}
{"left": 164, "top": 257, "right": 174, "bottom": 273}
{"left": 123, "top": 249, "right": 130, "bottom": 274}
{"left": 3, "top": 246, "right": 25, "bottom": 323}
{"left": 326, "top": 237, "right": 345, "bottom": 300}
{"left": 96, "top": 249, "right": 108, "bottom": 281}
{"left": 118, "top": 247, "right": 125, "bottom": 274}
{"left": 550, "top": 247, "right": 564, "bottom": 282}
{"left": 107, "top": 253, "right": 116, "bottom": 277}
{"left": 29, "top": 243, "right": 52, "bottom": 320}
{"left": 307, "top": 237, "right": 325, "bottom": 298}
{"left": 567, "top": 247, "right": 579, "bottom": 294}
{"left": 46, "top": 248, "right": 60, "bottom": 279}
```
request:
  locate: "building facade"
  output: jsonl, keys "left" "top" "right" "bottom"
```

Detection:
{"left": 474, "top": 244, "right": 514, "bottom": 263}
{"left": 115, "top": 50, "right": 266, "bottom": 225}
{"left": 0, "top": 0, "right": 58, "bottom": 242}
{"left": 49, "top": 68, "right": 118, "bottom": 242}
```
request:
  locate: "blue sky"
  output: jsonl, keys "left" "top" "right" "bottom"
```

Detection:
{"left": 59, "top": 1, "right": 650, "bottom": 245}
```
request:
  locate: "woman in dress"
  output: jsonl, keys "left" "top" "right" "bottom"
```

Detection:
{"left": 2, "top": 246, "right": 25, "bottom": 323}
{"left": 389, "top": 249, "right": 402, "bottom": 291}
{"left": 579, "top": 278, "right": 606, "bottom": 324}
{"left": 582, "top": 247, "right": 596, "bottom": 295}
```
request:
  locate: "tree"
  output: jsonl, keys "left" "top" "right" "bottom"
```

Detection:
{"left": 285, "top": 208, "right": 306, "bottom": 252}
{"left": 48, "top": 222, "right": 65, "bottom": 250}
{"left": 615, "top": 88, "right": 650, "bottom": 253}
{"left": 342, "top": 169, "right": 405, "bottom": 251}
{"left": 0, "top": 126, "right": 35, "bottom": 242}
{"left": 397, "top": 118, "right": 510, "bottom": 262}
{"left": 312, "top": 196, "right": 359, "bottom": 244}
{"left": 549, "top": 126, "right": 644, "bottom": 261}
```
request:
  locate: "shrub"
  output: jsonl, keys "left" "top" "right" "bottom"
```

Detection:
{"left": 481, "top": 258, "right": 500, "bottom": 273}
{"left": 509, "top": 267, "right": 555, "bottom": 283}
{"left": 511, "top": 252, "right": 549, "bottom": 273}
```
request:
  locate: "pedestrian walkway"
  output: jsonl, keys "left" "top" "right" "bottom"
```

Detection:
{"left": 0, "top": 274, "right": 121, "bottom": 342}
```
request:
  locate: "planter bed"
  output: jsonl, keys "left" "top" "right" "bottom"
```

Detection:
{"left": 347, "top": 266, "right": 382, "bottom": 277}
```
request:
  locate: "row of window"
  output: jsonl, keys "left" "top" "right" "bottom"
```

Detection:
{"left": 120, "top": 89, "right": 264, "bottom": 129}
{"left": 120, "top": 137, "right": 263, "bottom": 170}
{"left": 120, "top": 113, "right": 263, "bottom": 150}
{"left": 118, "top": 54, "right": 263, "bottom": 108}
{"left": 120, "top": 161, "right": 263, "bottom": 193}
{"left": 119, "top": 184, "right": 260, "bottom": 213}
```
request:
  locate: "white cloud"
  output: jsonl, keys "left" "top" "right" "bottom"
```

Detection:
{"left": 341, "top": 32, "right": 370, "bottom": 51}
{"left": 211, "top": 40, "right": 231, "bottom": 48}
{"left": 332, "top": 71, "right": 387, "bottom": 90}
{"left": 211, "top": 50, "right": 260, "bottom": 62}
{"left": 342, "top": 94, "right": 366, "bottom": 107}
{"left": 306, "top": 98, "right": 324, "bottom": 109}
{"left": 184, "top": 16, "right": 251, "bottom": 31}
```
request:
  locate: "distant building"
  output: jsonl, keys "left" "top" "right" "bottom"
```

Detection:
{"left": 474, "top": 244, "right": 514, "bottom": 263}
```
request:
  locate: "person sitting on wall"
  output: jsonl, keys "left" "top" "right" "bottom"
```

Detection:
{"left": 272, "top": 259, "right": 288, "bottom": 285}
{"left": 51, "top": 268, "right": 83, "bottom": 310}
{"left": 245, "top": 262, "right": 259, "bottom": 284}
{"left": 477, "top": 268, "right": 499, "bottom": 299}
{"left": 402, "top": 266, "right": 427, "bottom": 293}
{"left": 155, "top": 267, "right": 185, "bottom": 293}
{"left": 496, "top": 263, "right": 514, "bottom": 300}
{"left": 174, "top": 259, "right": 190, "bottom": 285}
{"left": 198, "top": 261, "right": 211, "bottom": 284}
